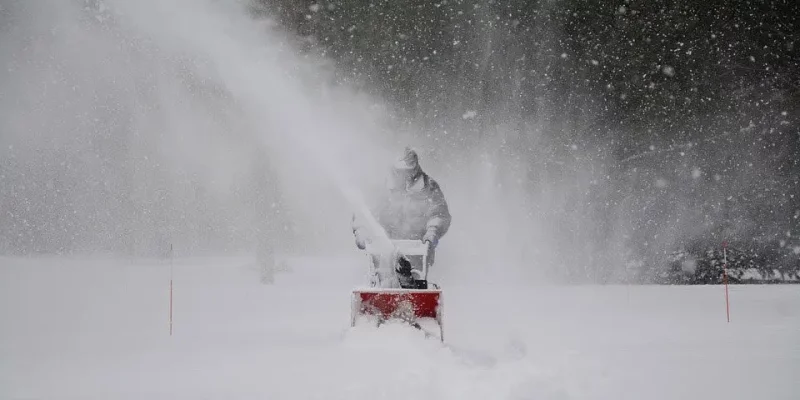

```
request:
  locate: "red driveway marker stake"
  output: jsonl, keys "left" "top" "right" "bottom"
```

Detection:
{"left": 723, "top": 241, "right": 730, "bottom": 323}
{"left": 169, "top": 276, "right": 173, "bottom": 335}
{"left": 169, "top": 243, "right": 174, "bottom": 336}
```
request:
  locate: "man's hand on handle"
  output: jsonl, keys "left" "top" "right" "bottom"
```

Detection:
{"left": 422, "top": 227, "right": 438, "bottom": 247}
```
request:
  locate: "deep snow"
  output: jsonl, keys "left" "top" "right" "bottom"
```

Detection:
{"left": 1, "top": 255, "right": 798, "bottom": 400}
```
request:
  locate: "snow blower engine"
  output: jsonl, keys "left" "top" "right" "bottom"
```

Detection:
{"left": 350, "top": 239, "right": 444, "bottom": 341}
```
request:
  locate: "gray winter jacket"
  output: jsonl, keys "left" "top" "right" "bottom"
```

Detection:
{"left": 352, "top": 170, "right": 451, "bottom": 246}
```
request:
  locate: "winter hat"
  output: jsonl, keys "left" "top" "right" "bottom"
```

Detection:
{"left": 387, "top": 146, "right": 423, "bottom": 190}
{"left": 393, "top": 146, "right": 419, "bottom": 170}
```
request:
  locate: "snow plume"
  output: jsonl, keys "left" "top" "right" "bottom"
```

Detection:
{"left": 0, "top": 0, "right": 399, "bottom": 257}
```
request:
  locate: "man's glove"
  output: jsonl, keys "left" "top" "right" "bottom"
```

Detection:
{"left": 355, "top": 236, "right": 366, "bottom": 250}
{"left": 422, "top": 228, "right": 438, "bottom": 247}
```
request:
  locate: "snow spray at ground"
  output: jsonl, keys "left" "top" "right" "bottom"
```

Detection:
{"left": 2, "top": 256, "right": 799, "bottom": 400}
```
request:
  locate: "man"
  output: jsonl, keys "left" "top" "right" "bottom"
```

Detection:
{"left": 352, "top": 147, "right": 451, "bottom": 287}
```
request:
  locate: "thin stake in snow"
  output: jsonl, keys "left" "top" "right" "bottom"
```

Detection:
{"left": 169, "top": 243, "right": 174, "bottom": 336}
{"left": 723, "top": 241, "right": 730, "bottom": 323}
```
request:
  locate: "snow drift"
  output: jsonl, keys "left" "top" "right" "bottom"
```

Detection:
{"left": 1, "top": 256, "right": 799, "bottom": 399}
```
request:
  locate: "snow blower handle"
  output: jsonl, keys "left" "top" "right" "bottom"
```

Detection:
{"left": 362, "top": 239, "right": 432, "bottom": 286}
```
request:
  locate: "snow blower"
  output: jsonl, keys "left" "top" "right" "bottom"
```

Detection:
{"left": 350, "top": 239, "right": 444, "bottom": 341}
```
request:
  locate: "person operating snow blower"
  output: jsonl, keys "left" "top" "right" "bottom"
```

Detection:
{"left": 351, "top": 147, "right": 451, "bottom": 288}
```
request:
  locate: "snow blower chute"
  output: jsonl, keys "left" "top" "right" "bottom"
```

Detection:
{"left": 350, "top": 239, "right": 444, "bottom": 341}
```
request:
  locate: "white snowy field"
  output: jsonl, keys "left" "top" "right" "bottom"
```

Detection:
{"left": 1, "top": 255, "right": 798, "bottom": 400}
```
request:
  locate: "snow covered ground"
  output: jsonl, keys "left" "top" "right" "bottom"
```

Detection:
{"left": 1, "top": 255, "right": 798, "bottom": 400}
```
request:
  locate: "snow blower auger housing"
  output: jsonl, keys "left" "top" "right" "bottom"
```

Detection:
{"left": 351, "top": 239, "right": 444, "bottom": 342}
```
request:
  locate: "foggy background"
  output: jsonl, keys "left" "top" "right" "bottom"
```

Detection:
{"left": 0, "top": 0, "right": 797, "bottom": 284}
